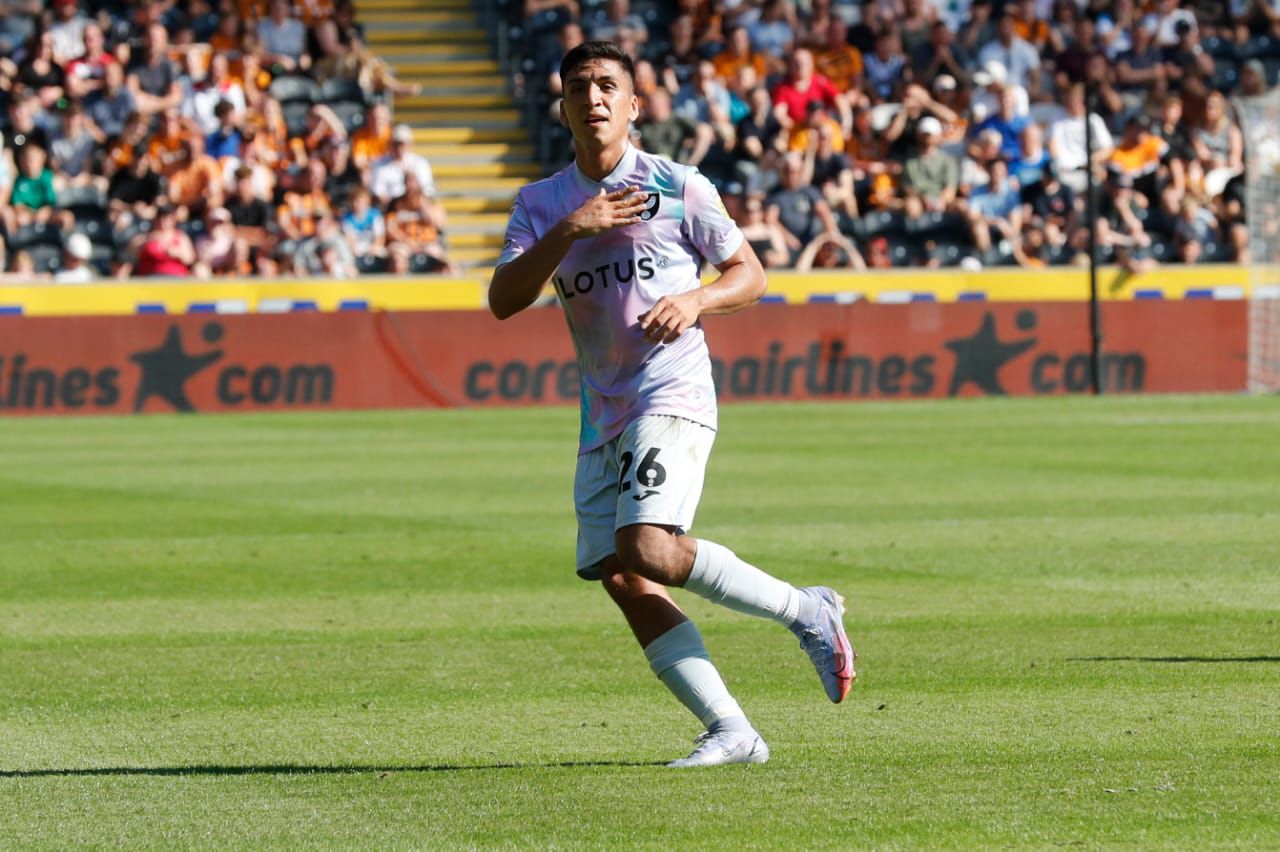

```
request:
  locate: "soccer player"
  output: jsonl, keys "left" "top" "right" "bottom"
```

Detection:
{"left": 488, "top": 41, "right": 855, "bottom": 768}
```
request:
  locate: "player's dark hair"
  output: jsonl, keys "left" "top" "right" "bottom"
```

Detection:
{"left": 559, "top": 40, "right": 635, "bottom": 89}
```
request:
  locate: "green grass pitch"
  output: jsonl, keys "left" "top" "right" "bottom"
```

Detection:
{"left": 1, "top": 396, "right": 1278, "bottom": 848}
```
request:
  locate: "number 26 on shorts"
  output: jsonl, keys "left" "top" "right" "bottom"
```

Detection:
{"left": 618, "top": 447, "right": 667, "bottom": 498}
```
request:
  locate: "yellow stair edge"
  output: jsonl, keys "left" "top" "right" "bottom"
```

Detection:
{"left": 432, "top": 163, "right": 543, "bottom": 179}
{"left": 396, "top": 94, "right": 513, "bottom": 109}
{"left": 395, "top": 109, "right": 521, "bottom": 124}
{"left": 417, "top": 143, "right": 534, "bottom": 158}
{"left": 413, "top": 128, "right": 527, "bottom": 143}
{"left": 390, "top": 61, "right": 501, "bottom": 75}
{"left": 442, "top": 197, "right": 516, "bottom": 213}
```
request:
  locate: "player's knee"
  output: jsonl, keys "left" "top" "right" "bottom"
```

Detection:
{"left": 614, "top": 525, "right": 683, "bottom": 584}
{"left": 600, "top": 568, "right": 648, "bottom": 603}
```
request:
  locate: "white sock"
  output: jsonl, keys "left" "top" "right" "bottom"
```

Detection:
{"left": 644, "top": 621, "right": 747, "bottom": 730}
{"left": 683, "top": 539, "right": 803, "bottom": 626}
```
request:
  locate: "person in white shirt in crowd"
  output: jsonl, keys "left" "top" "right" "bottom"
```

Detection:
{"left": 371, "top": 124, "right": 439, "bottom": 209}
{"left": 977, "top": 8, "right": 1041, "bottom": 96}
{"left": 54, "top": 233, "right": 95, "bottom": 283}
{"left": 970, "top": 60, "right": 1029, "bottom": 124}
{"left": 1048, "top": 82, "right": 1113, "bottom": 194}
{"left": 49, "top": 0, "right": 89, "bottom": 66}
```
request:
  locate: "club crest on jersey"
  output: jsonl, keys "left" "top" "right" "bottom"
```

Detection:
{"left": 553, "top": 256, "right": 658, "bottom": 299}
{"left": 639, "top": 192, "right": 661, "bottom": 221}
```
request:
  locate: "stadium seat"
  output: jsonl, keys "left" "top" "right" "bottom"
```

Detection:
{"left": 330, "top": 100, "right": 367, "bottom": 134}
{"left": 1243, "top": 35, "right": 1280, "bottom": 59}
{"left": 1211, "top": 63, "right": 1240, "bottom": 93}
{"left": 181, "top": 219, "right": 207, "bottom": 240}
{"left": 57, "top": 184, "right": 108, "bottom": 217}
{"left": 1047, "top": 243, "right": 1077, "bottom": 266}
{"left": 928, "top": 241, "right": 971, "bottom": 266}
{"left": 9, "top": 223, "right": 63, "bottom": 250}
{"left": 887, "top": 237, "right": 924, "bottom": 266}
{"left": 269, "top": 75, "right": 322, "bottom": 105}
{"left": 356, "top": 254, "right": 389, "bottom": 274}
{"left": 1150, "top": 239, "right": 1177, "bottom": 263}
{"left": 319, "top": 78, "right": 367, "bottom": 106}
{"left": 75, "top": 217, "right": 113, "bottom": 245}
{"left": 28, "top": 245, "right": 62, "bottom": 274}
{"left": 282, "top": 101, "right": 312, "bottom": 139}
{"left": 1203, "top": 36, "right": 1240, "bottom": 62}
{"left": 409, "top": 252, "right": 446, "bottom": 273}
{"left": 90, "top": 245, "right": 116, "bottom": 275}
{"left": 860, "top": 209, "right": 907, "bottom": 239}
{"left": 1265, "top": 59, "right": 1280, "bottom": 86}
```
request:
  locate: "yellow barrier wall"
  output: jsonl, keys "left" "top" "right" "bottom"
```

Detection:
{"left": 0, "top": 264, "right": 1255, "bottom": 317}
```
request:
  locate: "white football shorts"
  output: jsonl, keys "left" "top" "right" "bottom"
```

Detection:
{"left": 573, "top": 414, "right": 716, "bottom": 580}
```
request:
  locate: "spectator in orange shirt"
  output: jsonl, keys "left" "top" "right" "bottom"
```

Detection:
{"left": 387, "top": 171, "right": 454, "bottom": 274}
{"left": 1106, "top": 115, "right": 1168, "bottom": 205}
{"left": 168, "top": 134, "right": 225, "bottom": 218}
{"left": 351, "top": 103, "right": 392, "bottom": 170}
{"left": 815, "top": 18, "right": 864, "bottom": 103}
{"left": 712, "top": 26, "right": 767, "bottom": 85}
{"left": 149, "top": 111, "right": 194, "bottom": 178}
{"left": 276, "top": 158, "right": 334, "bottom": 242}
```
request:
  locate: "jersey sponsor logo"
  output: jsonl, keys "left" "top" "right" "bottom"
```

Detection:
{"left": 553, "top": 255, "right": 657, "bottom": 300}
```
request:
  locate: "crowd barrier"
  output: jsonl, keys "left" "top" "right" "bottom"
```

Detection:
{"left": 0, "top": 300, "right": 1244, "bottom": 416}
{"left": 0, "top": 264, "right": 1257, "bottom": 317}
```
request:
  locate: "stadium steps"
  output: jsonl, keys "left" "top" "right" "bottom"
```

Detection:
{"left": 359, "top": 0, "right": 542, "bottom": 268}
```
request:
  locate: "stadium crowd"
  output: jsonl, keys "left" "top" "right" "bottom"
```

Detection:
{"left": 0, "top": 0, "right": 456, "bottom": 282}
{"left": 520, "top": 0, "right": 1276, "bottom": 270}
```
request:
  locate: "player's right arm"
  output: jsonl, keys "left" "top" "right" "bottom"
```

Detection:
{"left": 488, "top": 185, "right": 650, "bottom": 320}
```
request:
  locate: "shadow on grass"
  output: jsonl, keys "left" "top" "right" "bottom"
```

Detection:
{"left": 1, "top": 760, "right": 667, "bottom": 779}
{"left": 1069, "top": 656, "right": 1280, "bottom": 663}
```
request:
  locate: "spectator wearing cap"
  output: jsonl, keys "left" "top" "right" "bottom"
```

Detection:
{"left": 49, "top": 0, "right": 89, "bottom": 66}
{"left": 258, "top": 0, "right": 309, "bottom": 73}
{"left": 972, "top": 87, "right": 1028, "bottom": 163}
{"left": 127, "top": 23, "right": 182, "bottom": 116}
{"left": 713, "top": 25, "right": 768, "bottom": 86}
{"left": 970, "top": 60, "right": 1029, "bottom": 125}
{"left": 371, "top": 124, "right": 437, "bottom": 207}
{"left": 65, "top": 22, "right": 115, "bottom": 100}
{"left": 1158, "top": 17, "right": 1214, "bottom": 95}
{"left": 772, "top": 49, "right": 852, "bottom": 146}
{"left": 977, "top": 8, "right": 1041, "bottom": 96}
{"left": 1047, "top": 84, "right": 1113, "bottom": 194}
{"left": 911, "top": 20, "right": 970, "bottom": 88}
{"left": 883, "top": 82, "right": 959, "bottom": 162}
{"left": 903, "top": 116, "right": 959, "bottom": 219}
{"left": 54, "top": 232, "right": 94, "bottom": 283}
{"left": 1027, "top": 161, "right": 1079, "bottom": 253}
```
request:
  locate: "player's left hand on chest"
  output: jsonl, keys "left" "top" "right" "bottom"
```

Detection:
{"left": 638, "top": 294, "right": 699, "bottom": 344}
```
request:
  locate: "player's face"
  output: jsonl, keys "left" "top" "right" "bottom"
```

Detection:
{"left": 560, "top": 59, "right": 638, "bottom": 151}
